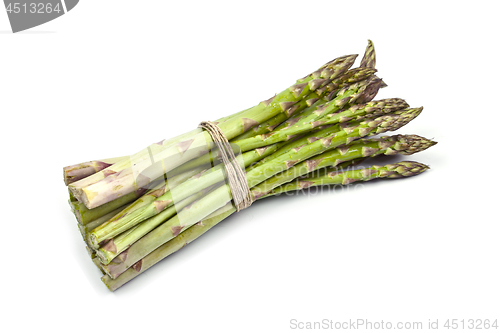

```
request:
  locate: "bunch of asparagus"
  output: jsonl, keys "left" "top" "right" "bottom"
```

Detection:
{"left": 64, "top": 41, "right": 436, "bottom": 291}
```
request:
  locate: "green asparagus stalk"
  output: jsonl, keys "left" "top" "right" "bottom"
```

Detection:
{"left": 77, "top": 205, "right": 127, "bottom": 242}
{"left": 297, "top": 133, "right": 435, "bottom": 180}
{"left": 99, "top": 109, "right": 420, "bottom": 275}
{"left": 77, "top": 207, "right": 128, "bottom": 257}
{"left": 300, "top": 159, "right": 366, "bottom": 178}
{"left": 360, "top": 39, "right": 388, "bottom": 88}
{"left": 63, "top": 157, "right": 126, "bottom": 185}
{"left": 102, "top": 160, "right": 429, "bottom": 290}
{"left": 294, "top": 163, "right": 353, "bottom": 180}
{"left": 360, "top": 39, "right": 376, "bottom": 68}
{"left": 263, "top": 161, "right": 429, "bottom": 197}
{"left": 250, "top": 134, "right": 436, "bottom": 198}
{"left": 70, "top": 55, "right": 357, "bottom": 209}
{"left": 69, "top": 184, "right": 153, "bottom": 225}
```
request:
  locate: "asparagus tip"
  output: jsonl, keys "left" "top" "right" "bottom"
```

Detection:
{"left": 376, "top": 161, "right": 430, "bottom": 178}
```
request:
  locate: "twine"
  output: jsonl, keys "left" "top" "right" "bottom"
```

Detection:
{"left": 199, "top": 121, "right": 253, "bottom": 212}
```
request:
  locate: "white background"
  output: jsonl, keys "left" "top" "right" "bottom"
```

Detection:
{"left": 1, "top": 1, "right": 499, "bottom": 332}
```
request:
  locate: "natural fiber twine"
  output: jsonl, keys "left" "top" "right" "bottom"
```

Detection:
{"left": 199, "top": 121, "right": 252, "bottom": 211}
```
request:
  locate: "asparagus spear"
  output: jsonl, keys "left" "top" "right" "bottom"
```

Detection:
{"left": 77, "top": 206, "right": 128, "bottom": 255}
{"left": 297, "top": 133, "right": 436, "bottom": 179}
{"left": 264, "top": 161, "right": 429, "bottom": 197}
{"left": 99, "top": 109, "right": 420, "bottom": 275}
{"left": 70, "top": 55, "right": 357, "bottom": 209}
{"left": 360, "top": 39, "right": 388, "bottom": 89}
{"left": 102, "top": 160, "right": 429, "bottom": 290}
{"left": 70, "top": 184, "right": 152, "bottom": 225}
{"left": 360, "top": 39, "right": 376, "bottom": 68}
{"left": 63, "top": 157, "right": 126, "bottom": 185}
{"left": 77, "top": 206, "right": 126, "bottom": 243}
{"left": 250, "top": 134, "right": 436, "bottom": 198}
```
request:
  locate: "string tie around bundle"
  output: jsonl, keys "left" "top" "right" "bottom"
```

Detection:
{"left": 199, "top": 121, "right": 253, "bottom": 212}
